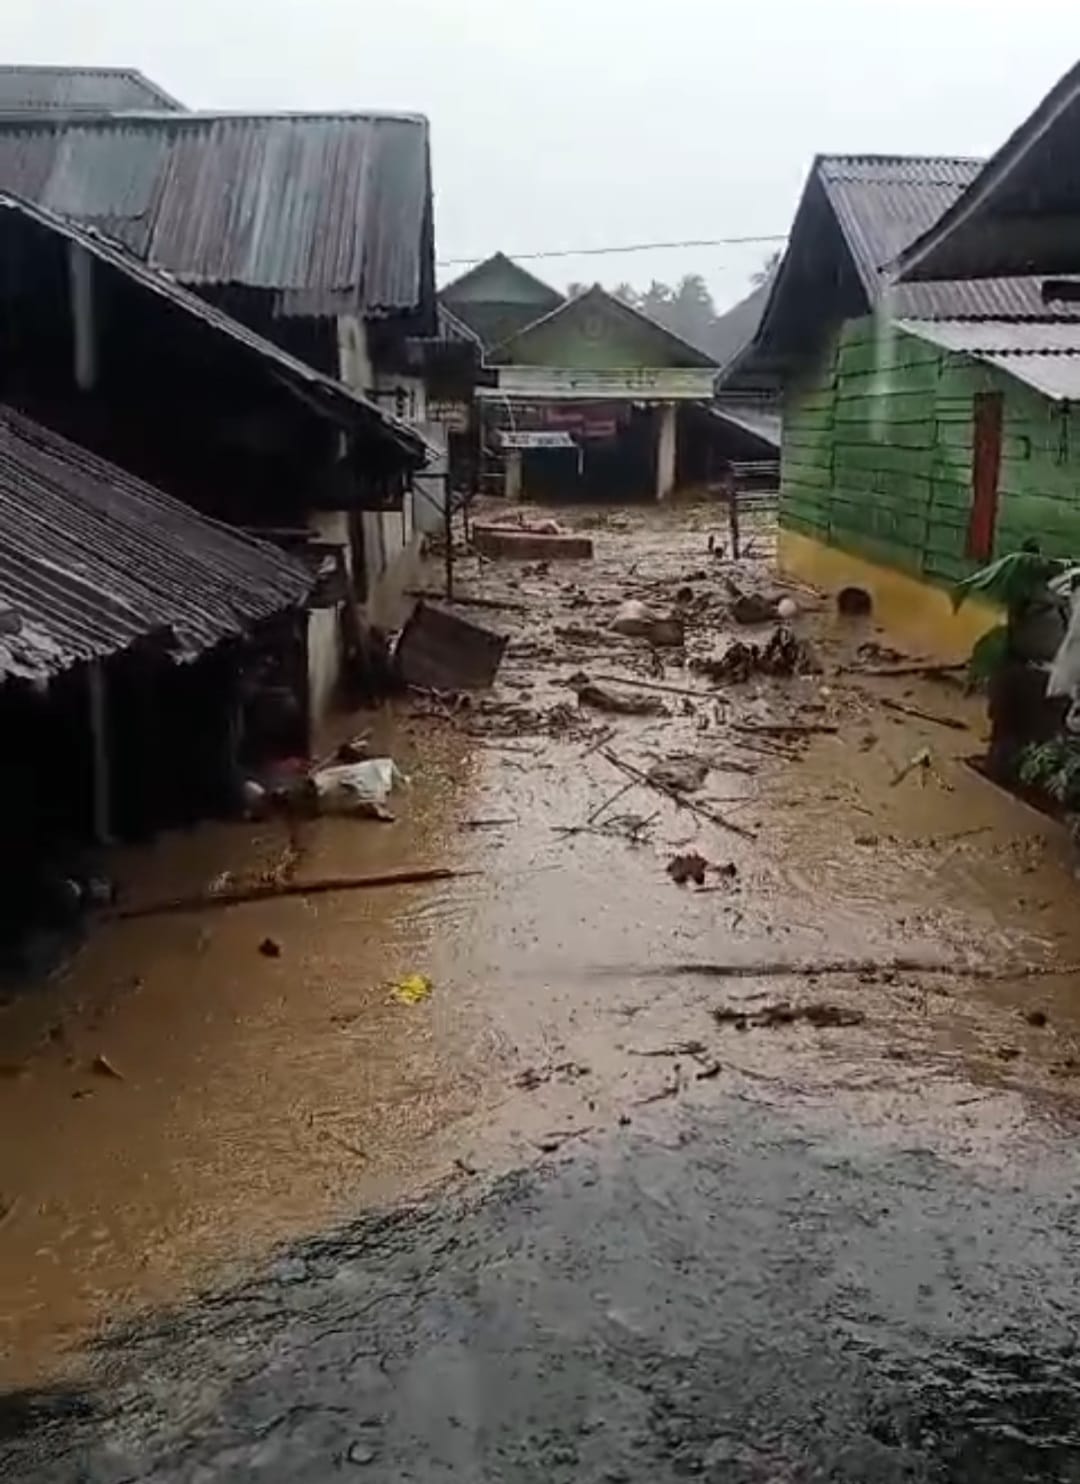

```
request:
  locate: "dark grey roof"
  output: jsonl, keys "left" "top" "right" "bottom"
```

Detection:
{"left": 0, "top": 65, "right": 182, "bottom": 115}
{"left": 708, "top": 281, "right": 771, "bottom": 373}
{"left": 490, "top": 284, "right": 718, "bottom": 368}
{"left": 709, "top": 400, "right": 781, "bottom": 448}
{"left": 817, "top": 155, "right": 1071, "bottom": 318}
{"left": 440, "top": 252, "right": 565, "bottom": 351}
{"left": 899, "top": 319, "right": 1080, "bottom": 402}
{"left": 0, "top": 191, "right": 426, "bottom": 462}
{"left": 0, "top": 111, "right": 433, "bottom": 321}
{"left": 897, "top": 62, "right": 1080, "bottom": 281}
{"left": 747, "top": 154, "right": 1080, "bottom": 381}
{"left": 0, "top": 407, "right": 312, "bottom": 683}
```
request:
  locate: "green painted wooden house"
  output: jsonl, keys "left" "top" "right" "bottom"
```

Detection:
{"left": 741, "top": 155, "right": 1080, "bottom": 652}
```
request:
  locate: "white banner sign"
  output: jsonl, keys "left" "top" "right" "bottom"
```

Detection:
{"left": 480, "top": 365, "right": 716, "bottom": 402}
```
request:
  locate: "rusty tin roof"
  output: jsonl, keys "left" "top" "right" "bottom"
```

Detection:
{"left": 0, "top": 407, "right": 313, "bottom": 683}
{"left": 0, "top": 111, "right": 433, "bottom": 321}
{"left": 0, "top": 191, "right": 427, "bottom": 463}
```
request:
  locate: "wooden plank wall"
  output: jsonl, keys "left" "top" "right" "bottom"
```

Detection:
{"left": 780, "top": 316, "right": 1080, "bottom": 583}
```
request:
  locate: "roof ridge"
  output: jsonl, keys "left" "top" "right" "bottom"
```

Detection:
{"left": 820, "top": 151, "right": 984, "bottom": 166}
{"left": 0, "top": 107, "right": 431, "bottom": 126}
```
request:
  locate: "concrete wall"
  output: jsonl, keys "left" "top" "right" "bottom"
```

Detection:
{"left": 781, "top": 316, "right": 1080, "bottom": 584}
{"left": 336, "top": 317, "right": 424, "bottom": 620}
{"left": 656, "top": 403, "right": 678, "bottom": 500}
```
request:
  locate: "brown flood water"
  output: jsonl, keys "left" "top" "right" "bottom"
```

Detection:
{"left": 4, "top": 499, "right": 1080, "bottom": 1387}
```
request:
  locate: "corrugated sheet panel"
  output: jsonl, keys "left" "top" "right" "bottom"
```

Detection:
{"left": 900, "top": 318, "right": 1080, "bottom": 402}
{"left": 0, "top": 193, "right": 426, "bottom": 462}
{"left": 709, "top": 402, "right": 782, "bottom": 448}
{"left": 0, "top": 112, "right": 432, "bottom": 319}
{"left": 0, "top": 66, "right": 181, "bottom": 114}
{"left": 0, "top": 408, "right": 312, "bottom": 682}
{"left": 819, "top": 156, "right": 1080, "bottom": 321}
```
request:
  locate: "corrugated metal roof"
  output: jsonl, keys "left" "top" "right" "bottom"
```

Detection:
{"left": 0, "top": 66, "right": 182, "bottom": 115}
{"left": 899, "top": 318, "right": 1080, "bottom": 402}
{"left": 818, "top": 155, "right": 1080, "bottom": 320}
{"left": 0, "top": 192, "right": 426, "bottom": 462}
{"left": 897, "top": 61, "right": 1080, "bottom": 282}
{"left": 709, "top": 401, "right": 781, "bottom": 448}
{"left": 0, "top": 407, "right": 312, "bottom": 683}
{"left": 0, "top": 112, "right": 432, "bottom": 320}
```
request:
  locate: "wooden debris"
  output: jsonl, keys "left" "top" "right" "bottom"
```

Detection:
{"left": 878, "top": 696, "right": 968, "bottom": 732}
{"left": 733, "top": 721, "right": 838, "bottom": 738}
{"left": 712, "top": 1001, "right": 866, "bottom": 1030}
{"left": 601, "top": 748, "right": 756, "bottom": 840}
{"left": 113, "top": 867, "right": 478, "bottom": 921}
{"left": 668, "top": 852, "right": 709, "bottom": 886}
{"left": 588, "top": 672, "right": 706, "bottom": 700}
{"left": 575, "top": 680, "right": 667, "bottom": 716}
{"left": 845, "top": 662, "right": 967, "bottom": 679}
{"left": 91, "top": 1054, "right": 124, "bottom": 1080}
{"left": 406, "top": 589, "right": 526, "bottom": 614}
{"left": 656, "top": 956, "right": 1078, "bottom": 982}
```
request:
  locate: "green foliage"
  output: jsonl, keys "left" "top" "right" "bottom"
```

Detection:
{"left": 967, "top": 625, "right": 1008, "bottom": 688}
{"left": 1018, "top": 738, "right": 1080, "bottom": 806}
{"left": 951, "top": 551, "right": 1065, "bottom": 614}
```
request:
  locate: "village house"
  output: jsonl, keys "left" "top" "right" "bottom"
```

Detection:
{"left": 441, "top": 254, "right": 780, "bottom": 503}
{"left": 441, "top": 256, "right": 724, "bottom": 502}
{"left": 737, "top": 154, "right": 1080, "bottom": 656}
{"left": 0, "top": 105, "right": 439, "bottom": 622}
{"left": 0, "top": 191, "right": 426, "bottom": 743}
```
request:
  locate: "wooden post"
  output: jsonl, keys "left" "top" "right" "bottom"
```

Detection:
{"left": 728, "top": 482, "right": 742, "bottom": 561}
{"left": 443, "top": 471, "right": 454, "bottom": 601}
{"left": 86, "top": 661, "right": 111, "bottom": 844}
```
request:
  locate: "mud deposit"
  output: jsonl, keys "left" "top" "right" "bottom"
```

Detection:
{"left": 4, "top": 500, "right": 1080, "bottom": 1476}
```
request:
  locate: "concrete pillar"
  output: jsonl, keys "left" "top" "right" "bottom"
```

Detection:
{"left": 505, "top": 449, "right": 523, "bottom": 502}
{"left": 655, "top": 403, "right": 678, "bottom": 501}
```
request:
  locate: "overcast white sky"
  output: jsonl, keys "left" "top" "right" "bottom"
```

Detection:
{"left": 1, "top": 1, "right": 1077, "bottom": 311}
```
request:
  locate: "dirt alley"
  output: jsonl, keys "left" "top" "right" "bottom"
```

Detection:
{"left": 5, "top": 499, "right": 1080, "bottom": 1478}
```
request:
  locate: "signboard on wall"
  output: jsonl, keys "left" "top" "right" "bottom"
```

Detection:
{"left": 499, "top": 431, "right": 576, "bottom": 449}
{"left": 480, "top": 366, "right": 717, "bottom": 401}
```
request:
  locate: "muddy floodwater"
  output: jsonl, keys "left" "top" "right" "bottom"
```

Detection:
{"left": 5, "top": 502, "right": 1080, "bottom": 1477}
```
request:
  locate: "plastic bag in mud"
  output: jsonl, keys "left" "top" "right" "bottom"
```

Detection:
{"left": 311, "top": 759, "right": 408, "bottom": 818}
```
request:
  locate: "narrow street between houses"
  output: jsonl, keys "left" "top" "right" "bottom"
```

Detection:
{"left": 5, "top": 500, "right": 1080, "bottom": 1480}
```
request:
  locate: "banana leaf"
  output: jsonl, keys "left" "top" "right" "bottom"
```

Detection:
{"left": 967, "top": 624, "right": 1008, "bottom": 687}
{"left": 951, "top": 552, "right": 1065, "bottom": 613}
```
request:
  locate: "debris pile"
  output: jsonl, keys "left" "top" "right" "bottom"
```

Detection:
{"left": 695, "top": 627, "right": 821, "bottom": 684}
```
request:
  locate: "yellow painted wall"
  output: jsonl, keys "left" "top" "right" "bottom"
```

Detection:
{"left": 779, "top": 528, "right": 1000, "bottom": 662}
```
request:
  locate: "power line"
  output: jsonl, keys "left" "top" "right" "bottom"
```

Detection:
{"left": 437, "top": 233, "right": 787, "bottom": 268}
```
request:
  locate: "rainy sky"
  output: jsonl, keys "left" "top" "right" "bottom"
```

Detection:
{"left": 1, "top": 0, "right": 1077, "bottom": 309}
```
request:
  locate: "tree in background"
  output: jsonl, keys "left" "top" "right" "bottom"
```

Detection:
{"left": 561, "top": 269, "right": 766, "bottom": 359}
{"left": 752, "top": 249, "right": 782, "bottom": 286}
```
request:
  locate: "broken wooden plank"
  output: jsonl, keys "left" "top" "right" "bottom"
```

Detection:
{"left": 472, "top": 525, "right": 594, "bottom": 561}
{"left": 113, "top": 867, "right": 478, "bottom": 921}
{"left": 878, "top": 696, "right": 969, "bottom": 732}
{"left": 601, "top": 748, "right": 756, "bottom": 841}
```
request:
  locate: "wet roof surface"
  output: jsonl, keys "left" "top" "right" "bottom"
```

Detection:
{"left": 818, "top": 156, "right": 1080, "bottom": 321}
{"left": 0, "top": 192, "right": 425, "bottom": 460}
{"left": 902, "top": 317, "right": 1080, "bottom": 402}
{"left": 0, "top": 408, "right": 312, "bottom": 682}
{"left": 0, "top": 66, "right": 181, "bottom": 115}
{"left": 0, "top": 112, "right": 432, "bottom": 320}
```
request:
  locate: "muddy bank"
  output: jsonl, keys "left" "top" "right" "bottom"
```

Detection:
{"left": 3, "top": 498, "right": 1080, "bottom": 1391}
{"left": 6, "top": 1094, "right": 1080, "bottom": 1481}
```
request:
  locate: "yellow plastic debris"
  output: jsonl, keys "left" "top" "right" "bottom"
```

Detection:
{"left": 391, "top": 974, "right": 434, "bottom": 1006}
